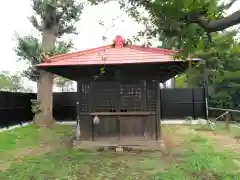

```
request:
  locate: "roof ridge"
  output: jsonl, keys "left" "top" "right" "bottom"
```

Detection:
{"left": 128, "top": 45, "right": 178, "bottom": 55}
{"left": 45, "top": 45, "right": 113, "bottom": 63}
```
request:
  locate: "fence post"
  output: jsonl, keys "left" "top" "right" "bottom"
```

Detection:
{"left": 192, "top": 88, "right": 196, "bottom": 119}
{"left": 204, "top": 87, "right": 209, "bottom": 120}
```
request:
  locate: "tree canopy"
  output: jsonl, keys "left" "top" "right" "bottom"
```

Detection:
{"left": 14, "top": 0, "right": 83, "bottom": 81}
{"left": 91, "top": 0, "right": 240, "bottom": 56}
{"left": 176, "top": 31, "right": 240, "bottom": 109}
{"left": 14, "top": 36, "right": 73, "bottom": 81}
{"left": 127, "top": 0, "right": 240, "bottom": 56}
{"left": 14, "top": 0, "right": 84, "bottom": 127}
{"left": 0, "top": 71, "right": 32, "bottom": 92}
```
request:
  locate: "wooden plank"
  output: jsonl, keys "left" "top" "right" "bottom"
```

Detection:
{"left": 85, "top": 112, "right": 154, "bottom": 116}
{"left": 141, "top": 80, "right": 147, "bottom": 111}
{"left": 141, "top": 80, "right": 147, "bottom": 139}
{"left": 155, "top": 80, "right": 160, "bottom": 141}
{"left": 90, "top": 112, "right": 154, "bottom": 116}
{"left": 208, "top": 107, "right": 240, "bottom": 113}
{"left": 88, "top": 81, "right": 94, "bottom": 141}
{"left": 115, "top": 79, "right": 120, "bottom": 140}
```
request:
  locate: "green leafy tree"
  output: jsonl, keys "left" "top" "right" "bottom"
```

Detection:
{"left": 175, "top": 74, "right": 188, "bottom": 88}
{"left": 88, "top": 0, "right": 240, "bottom": 57}
{"left": 185, "top": 31, "right": 240, "bottom": 109}
{"left": 14, "top": 0, "right": 83, "bottom": 127}
{"left": 121, "top": 0, "right": 240, "bottom": 109}
{"left": 0, "top": 71, "right": 24, "bottom": 92}
{"left": 15, "top": 36, "right": 73, "bottom": 82}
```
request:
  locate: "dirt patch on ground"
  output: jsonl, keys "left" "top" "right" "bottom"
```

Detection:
{"left": 193, "top": 129, "right": 240, "bottom": 152}
{"left": 0, "top": 161, "right": 9, "bottom": 172}
{"left": 190, "top": 171, "right": 222, "bottom": 180}
{"left": 0, "top": 145, "right": 56, "bottom": 171}
{"left": 12, "top": 142, "right": 60, "bottom": 157}
{"left": 234, "top": 136, "right": 240, "bottom": 144}
{"left": 159, "top": 125, "right": 194, "bottom": 156}
{"left": 8, "top": 134, "right": 73, "bottom": 157}
{"left": 162, "top": 125, "right": 195, "bottom": 143}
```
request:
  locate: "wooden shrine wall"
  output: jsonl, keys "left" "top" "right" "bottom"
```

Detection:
{"left": 77, "top": 79, "right": 158, "bottom": 140}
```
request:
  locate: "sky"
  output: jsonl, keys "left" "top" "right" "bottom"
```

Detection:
{"left": 0, "top": 0, "right": 145, "bottom": 92}
{"left": 0, "top": 0, "right": 239, "bottom": 92}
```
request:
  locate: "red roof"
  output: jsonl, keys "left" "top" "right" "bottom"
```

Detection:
{"left": 37, "top": 35, "right": 179, "bottom": 67}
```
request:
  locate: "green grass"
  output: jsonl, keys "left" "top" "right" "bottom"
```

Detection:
{"left": 0, "top": 124, "right": 73, "bottom": 153}
{"left": 158, "top": 136, "right": 240, "bottom": 180}
{"left": 215, "top": 122, "right": 240, "bottom": 137}
{"left": 0, "top": 125, "right": 42, "bottom": 152}
{"left": 1, "top": 124, "right": 240, "bottom": 180}
{"left": 1, "top": 150, "right": 169, "bottom": 180}
{"left": 193, "top": 121, "right": 240, "bottom": 138}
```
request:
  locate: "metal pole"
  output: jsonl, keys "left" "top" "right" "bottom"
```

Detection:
{"left": 205, "top": 96, "right": 209, "bottom": 120}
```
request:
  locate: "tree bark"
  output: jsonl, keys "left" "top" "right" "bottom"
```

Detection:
{"left": 197, "top": 10, "right": 240, "bottom": 32}
{"left": 35, "top": 71, "right": 54, "bottom": 127}
{"left": 35, "top": 29, "right": 56, "bottom": 127}
{"left": 131, "top": 0, "right": 240, "bottom": 33}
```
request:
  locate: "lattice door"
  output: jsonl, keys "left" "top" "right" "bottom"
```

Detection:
{"left": 119, "top": 82, "right": 142, "bottom": 112}
{"left": 79, "top": 82, "right": 90, "bottom": 113}
{"left": 79, "top": 80, "right": 156, "bottom": 113}
{"left": 146, "top": 81, "right": 156, "bottom": 112}
{"left": 91, "top": 81, "right": 119, "bottom": 112}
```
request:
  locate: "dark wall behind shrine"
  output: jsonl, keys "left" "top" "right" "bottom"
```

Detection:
{"left": 0, "top": 88, "right": 206, "bottom": 128}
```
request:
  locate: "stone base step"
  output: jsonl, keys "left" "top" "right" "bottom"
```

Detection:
{"left": 73, "top": 140, "right": 167, "bottom": 153}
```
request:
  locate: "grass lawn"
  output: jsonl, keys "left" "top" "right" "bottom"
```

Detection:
{"left": 1, "top": 124, "right": 240, "bottom": 180}
{"left": 215, "top": 122, "right": 240, "bottom": 137}
{"left": 193, "top": 121, "right": 240, "bottom": 138}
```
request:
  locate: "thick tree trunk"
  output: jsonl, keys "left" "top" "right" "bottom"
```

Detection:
{"left": 35, "top": 71, "right": 54, "bottom": 126}
{"left": 35, "top": 29, "right": 56, "bottom": 127}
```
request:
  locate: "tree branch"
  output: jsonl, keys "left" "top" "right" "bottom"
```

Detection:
{"left": 29, "top": 15, "right": 43, "bottom": 32}
{"left": 197, "top": 10, "right": 240, "bottom": 32}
